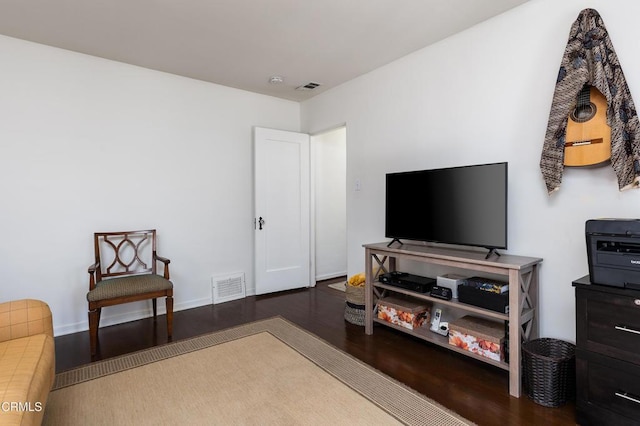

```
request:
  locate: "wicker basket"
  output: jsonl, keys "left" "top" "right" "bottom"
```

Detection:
{"left": 344, "top": 284, "right": 366, "bottom": 326}
{"left": 345, "top": 284, "right": 365, "bottom": 305}
{"left": 344, "top": 301, "right": 365, "bottom": 326}
{"left": 522, "top": 338, "right": 576, "bottom": 407}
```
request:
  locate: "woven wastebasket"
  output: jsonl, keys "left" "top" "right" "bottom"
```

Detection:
{"left": 522, "top": 338, "right": 576, "bottom": 407}
{"left": 344, "top": 284, "right": 365, "bottom": 326}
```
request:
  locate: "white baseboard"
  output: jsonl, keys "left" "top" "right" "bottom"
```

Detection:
{"left": 53, "top": 297, "right": 212, "bottom": 336}
{"left": 315, "top": 271, "right": 347, "bottom": 281}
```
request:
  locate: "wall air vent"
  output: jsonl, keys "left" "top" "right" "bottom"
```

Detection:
{"left": 295, "top": 81, "right": 322, "bottom": 91}
{"left": 212, "top": 272, "right": 246, "bottom": 304}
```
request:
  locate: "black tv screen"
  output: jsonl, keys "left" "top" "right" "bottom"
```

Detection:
{"left": 385, "top": 162, "right": 508, "bottom": 249}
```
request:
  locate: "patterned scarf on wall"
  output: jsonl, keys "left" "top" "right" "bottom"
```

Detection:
{"left": 540, "top": 8, "right": 640, "bottom": 194}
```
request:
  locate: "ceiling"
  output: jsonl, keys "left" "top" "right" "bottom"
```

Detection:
{"left": 0, "top": 0, "right": 530, "bottom": 102}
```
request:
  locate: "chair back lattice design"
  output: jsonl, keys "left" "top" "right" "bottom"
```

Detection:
{"left": 94, "top": 230, "right": 158, "bottom": 283}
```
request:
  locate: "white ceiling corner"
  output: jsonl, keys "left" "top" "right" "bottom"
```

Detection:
{"left": 0, "top": 0, "right": 531, "bottom": 102}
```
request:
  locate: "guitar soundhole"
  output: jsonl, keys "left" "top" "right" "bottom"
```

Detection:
{"left": 570, "top": 102, "right": 596, "bottom": 123}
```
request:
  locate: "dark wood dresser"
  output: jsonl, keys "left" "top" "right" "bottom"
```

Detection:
{"left": 573, "top": 275, "right": 640, "bottom": 425}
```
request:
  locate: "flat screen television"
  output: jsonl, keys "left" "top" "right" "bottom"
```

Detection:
{"left": 385, "top": 162, "right": 508, "bottom": 253}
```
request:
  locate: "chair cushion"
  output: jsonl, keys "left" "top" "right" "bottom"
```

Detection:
{"left": 0, "top": 334, "right": 55, "bottom": 426}
{"left": 87, "top": 274, "right": 173, "bottom": 302}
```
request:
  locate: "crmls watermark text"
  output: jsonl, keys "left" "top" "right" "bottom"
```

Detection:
{"left": 1, "top": 402, "right": 43, "bottom": 412}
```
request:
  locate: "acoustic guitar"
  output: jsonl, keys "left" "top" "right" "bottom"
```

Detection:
{"left": 564, "top": 84, "right": 611, "bottom": 167}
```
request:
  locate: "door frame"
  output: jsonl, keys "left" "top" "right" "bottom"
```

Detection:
{"left": 309, "top": 123, "right": 348, "bottom": 287}
{"left": 310, "top": 124, "right": 348, "bottom": 285}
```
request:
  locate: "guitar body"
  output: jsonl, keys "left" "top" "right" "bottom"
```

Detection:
{"left": 564, "top": 85, "right": 611, "bottom": 167}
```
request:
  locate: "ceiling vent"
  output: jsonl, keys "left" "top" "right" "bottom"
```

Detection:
{"left": 295, "top": 81, "right": 322, "bottom": 91}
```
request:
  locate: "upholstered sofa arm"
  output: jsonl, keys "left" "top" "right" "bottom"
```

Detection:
{"left": 0, "top": 299, "right": 54, "bottom": 344}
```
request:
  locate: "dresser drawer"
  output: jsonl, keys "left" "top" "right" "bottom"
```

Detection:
{"left": 577, "top": 350, "right": 640, "bottom": 424}
{"left": 576, "top": 286, "right": 640, "bottom": 364}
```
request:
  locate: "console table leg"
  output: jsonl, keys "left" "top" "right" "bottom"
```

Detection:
{"left": 508, "top": 269, "right": 522, "bottom": 398}
{"left": 365, "top": 248, "right": 374, "bottom": 335}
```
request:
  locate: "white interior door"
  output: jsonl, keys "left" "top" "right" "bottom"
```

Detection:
{"left": 254, "top": 127, "right": 310, "bottom": 295}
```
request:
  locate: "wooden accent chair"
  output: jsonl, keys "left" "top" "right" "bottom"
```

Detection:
{"left": 86, "top": 230, "right": 173, "bottom": 355}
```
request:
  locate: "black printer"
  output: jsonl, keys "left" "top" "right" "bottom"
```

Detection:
{"left": 586, "top": 218, "right": 640, "bottom": 289}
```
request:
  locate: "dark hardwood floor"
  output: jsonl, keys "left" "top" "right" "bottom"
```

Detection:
{"left": 54, "top": 278, "right": 576, "bottom": 425}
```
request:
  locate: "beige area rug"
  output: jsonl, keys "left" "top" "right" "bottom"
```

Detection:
{"left": 43, "top": 317, "right": 473, "bottom": 426}
{"left": 328, "top": 281, "right": 346, "bottom": 292}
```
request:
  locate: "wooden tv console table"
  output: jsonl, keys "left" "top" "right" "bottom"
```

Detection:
{"left": 363, "top": 242, "right": 542, "bottom": 398}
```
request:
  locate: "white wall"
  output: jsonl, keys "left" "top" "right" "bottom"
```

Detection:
{"left": 0, "top": 35, "right": 300, "bottom": 335}
{"left": 313, "top": 127, "right": 347, "bottom": 280}
{"left": 301, "top": 0, "right": 640, "bottom": 342}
